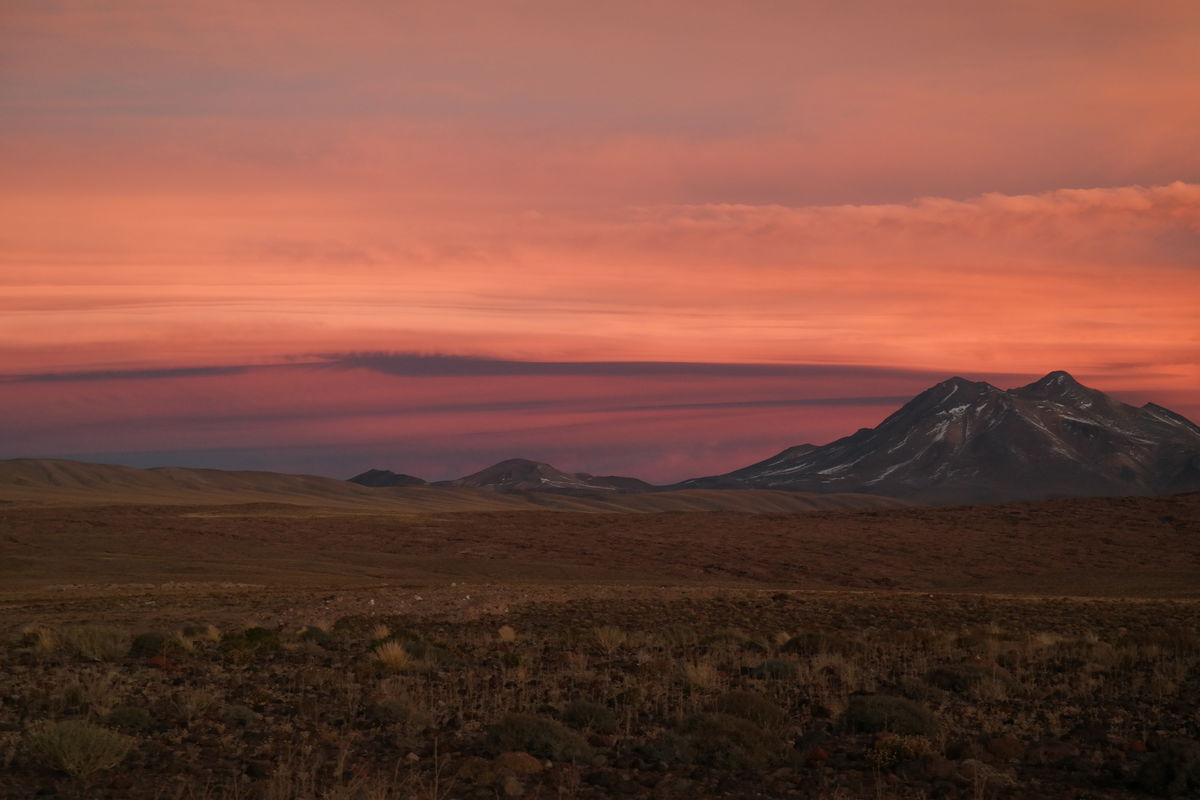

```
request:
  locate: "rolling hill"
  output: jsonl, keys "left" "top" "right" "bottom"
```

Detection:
{"left": 0, "top": 458, "right": 906, "bottom": 513}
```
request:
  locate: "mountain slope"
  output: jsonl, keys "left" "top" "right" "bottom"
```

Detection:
{"left": 681, "top": 371, "right": 1200, "bottom": 504}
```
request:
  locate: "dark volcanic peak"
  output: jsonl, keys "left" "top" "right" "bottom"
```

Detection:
{"left": 347, "top": 469, "right": 427, "bottom": 488}
{"left": 683, "top": 370, "right": 1200, "bottom": 504}
{"left": 442, "top": 458, "right": 655, "bottom": 494}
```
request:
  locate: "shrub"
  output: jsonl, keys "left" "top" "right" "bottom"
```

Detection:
{"left": 373, "top": 641, "right": 410, "bottom": 672}
{"left": 220, "top": 627, "right": 280, "bottom": 660}
{"left": 749, "top": 659, "right": 800, "bottom": 680}
{"left": 105, "top": 704, "right": 157, "bottom": 733}
{"left": 220, "top": 704, "right": 262, "bottom": 726}
{"left": 868, "top": 733, "right": 935, "bottom": 769}
{"left": 780, "top": 632, "right": 832, "bottom": 656}
{"left": 369, "top": 698, "right": 430, "bottom": 735}
{"left": 562, "top": 699, "right": 617, "bottom": 734}
{"left": 894, "top": 677, "right": 950, "bottom": 704}
{"left": 739, "top": 637, "right": 769, "bottom": 654}
{"left": 782, "top": 631, "right": 861, "bottom": 656}
{"left": 700, "top": 627, "right": 747, "bottom": 646}
{"left": 71, "top": 668, "right": 123, "bottom": 717}
{"left": 58, "top": 626, "right": 129, "bottom": 662}
{"left": 678, "top": 713, "right": 780, "bottom": 771}
{"left": 484, "top": 713, "right": 592, "bottom": 762}
{"left": 640, "top": 732, "right": 698, "bottom": 766}
{"left": 659, "top": 624, "right": 697, "bottom": 647}
{"left": 370, "top": 698, "right": 411, "bottom": 725}
{"left": 684, "top": 661, "right": 722, "bottom": 689}
{"left": 28, "top": 720, "right": 132, "bottom": 777}
{"left": 841, "top": 694, "right": 938, "bottom": 736}
{"left": 298, "top": 626, "right": 335, "bottom": 648}
{"left": 129, "top": 632, "right": 185, "bottom": 659}
{"left": 180, "top": 624, "right": 221, "bottom": 643}
{"left": 242, "top": 627, "right": 280, "bottom": 648}
{"left": 19, "top": 625, "right": 55, "bottom": 655}
{"left": 171, "top": 687, "right": 219, "bottom": 726}
{"left": 925, "top": 663, "right": 1016, "bottom": 694}
{"left": 396, "top": 637, "right": 455, "bottom": 665}
{"left": 712, "top": 690, "right": 787, "bottom": 729}
{"left": 593, "top": 626, "right": 626, "bottom": 654}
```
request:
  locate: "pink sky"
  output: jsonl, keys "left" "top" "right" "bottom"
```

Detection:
{"left": 1, "top": 2, "right": 1198, "bottom": 481}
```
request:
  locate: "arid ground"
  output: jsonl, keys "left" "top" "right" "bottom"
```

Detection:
{"left": 1, "top": 492, "right": 1197, "bottom": 799}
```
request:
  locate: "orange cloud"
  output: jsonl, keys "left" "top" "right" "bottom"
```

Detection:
{"left": 2, "top": 184, "right": 1196, "bottom": 386}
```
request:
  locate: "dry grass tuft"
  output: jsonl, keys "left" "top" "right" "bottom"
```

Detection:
{"left": 373, "top": 641, "right": 410, "bottom": 673}
{"left": 683, "top": 660, "right": 722, "bottom": 690}
{"left": 59, "top": 626, "right": 130, "bottom": 662}
{"left": 593, "top": 625, "right": 627, "bottom": 654}
{"left": 28, "top": 720, "right": 132, "bottom": 777}
{"left": 20, "top": 625, "right": 55, "bottom": 655}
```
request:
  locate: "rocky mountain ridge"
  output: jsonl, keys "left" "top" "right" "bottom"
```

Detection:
{"left": 680, "top": 370, "right": 1200, "bottom": 503}
{"left": 353, "top": 371, "right": 1200, "bottom": 504}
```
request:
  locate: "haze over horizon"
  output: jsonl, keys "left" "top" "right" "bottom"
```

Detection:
{"left": 3, "top": 2, "right": 1198, "bottom": 483}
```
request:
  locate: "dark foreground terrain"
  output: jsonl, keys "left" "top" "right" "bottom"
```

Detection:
{"left": 2, "top": 590, "right": 1199, "bottom": 799}
{"left": 0, "top": 493, "right": 1197, "bottom": 799}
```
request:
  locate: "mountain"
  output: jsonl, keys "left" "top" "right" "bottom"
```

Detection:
{"left": 680, "top": 370, "right": 1200, "bottom": 504}
{"left": 348, "top": 468, "right": 427, "bottom": 488}
{"left": 438, "top": 457, "right": 657, "bottom": 494}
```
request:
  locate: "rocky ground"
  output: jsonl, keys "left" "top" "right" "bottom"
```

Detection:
{"left": 1, "top": 589, "right": 1198, "bottom": 799}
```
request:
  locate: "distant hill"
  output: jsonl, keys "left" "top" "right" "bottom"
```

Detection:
{"left": 348, "top": 469, "right": 427, "bottom": 488}
{"left": 0, "top": 459, "right": 905, "bottom": 513}
{"left": 0, "top": 459, "right": 530, "bottom": 511}
{"left": 438, "top": 457, "right": 657, "bottom": 494}
{"left": 679, "top": 370, "right": 1200, "bottom": 503}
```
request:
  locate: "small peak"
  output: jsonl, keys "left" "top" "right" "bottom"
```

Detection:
{"left": 926, "top": 376, "right": 997, "bottom": 400}
{"left": 348, "top": 469, "right": 427, "bottom": 487}
{"left": 935, "top": 375, "right": 998, "bottom": 390}
{"left": 1035, "top": 370, "right": 1081, "bottom": 387}
{"left": 492, "top": 457, "right": 544, "bottom": 468}
{"left": 1016, "top": 370, "right": 1091, "bottom": 395}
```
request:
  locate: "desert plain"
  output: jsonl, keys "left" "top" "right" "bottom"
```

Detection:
{"left": 1, "top": 475, "right": 1198, "bottom": 800}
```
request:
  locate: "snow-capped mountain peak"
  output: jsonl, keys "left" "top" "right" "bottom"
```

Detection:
{"left": 681, "top": 371, "right": 1200, "bottom": 504}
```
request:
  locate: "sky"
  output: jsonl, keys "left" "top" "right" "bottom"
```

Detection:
{"left": 2, "top": 1, "right": 1198, "bottom": 482}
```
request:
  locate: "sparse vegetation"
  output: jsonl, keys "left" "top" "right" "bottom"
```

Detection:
{"left": 2, "top": 572, "right": 1198, "bottom": 798}
{"left": 57, "top": 626, "right": 129, "bottom": 662}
